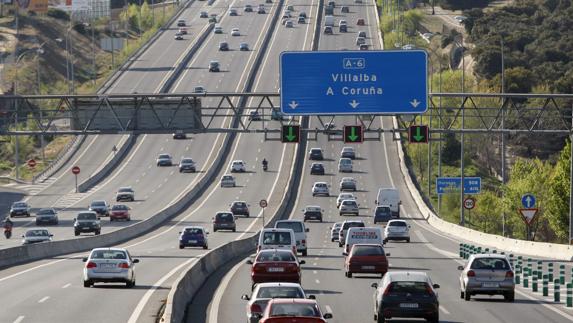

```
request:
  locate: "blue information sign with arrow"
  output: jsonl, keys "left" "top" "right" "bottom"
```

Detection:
{"left": 280, "top": 51, "right": 428, "bottom": 115}
{"left": 521, "top": 193, "right": 536, "bottom": 208}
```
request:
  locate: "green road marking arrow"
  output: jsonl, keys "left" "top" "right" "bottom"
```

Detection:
{"left": 413, "top": 127, "right": 424, "bottom": 142}
{"left": 286, "top": 126, "right": 297, "bottom": 141}
{"left": 348, "top": 127, "right": 359, "bottom": 141}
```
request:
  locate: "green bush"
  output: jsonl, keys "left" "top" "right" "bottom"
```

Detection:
{"left": 47, "top": 8, "right": 70, "bottom": 21}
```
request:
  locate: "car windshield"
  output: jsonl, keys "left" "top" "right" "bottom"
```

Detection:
{"left": 38, "top": 209, "right": 55, "bottom": 215}
{"left": 257, "top": 251, "right": 296, "bottom": 262}
{"left": 270, "top": 303, "right": 320, "bottom": 317}
{"left": 181, "top": 159, "right": 194, "bottom": 164}
{"left": 78, "top": 213, "right": 97, "bottom": 220}
{"left": 118, "top": 188, "right": 133, "bottom": 192}
{"left": 184, "top": 228, "right": 203, "bottom": 235}
{"left": 376, "top": 207, "right": 391, "bottom": 214}
{"left": 276, "top": 222, "right": 303, "bottom": 233}
{"left": 342, "top": 200, "right": 357, "bottom": 206}
{"left": 257, "top": 287, "right": 304, "bottom": 299}
{"left": 112, "top": 205, "right": 128, "bottom": 211}
{"left": 90, "top": 250, "right": 127, "bottom": 260}
{"left": 470, "top": 258, "right": 510, "bottom": 270}
{"left": 216, "top": 213, "right": 234, "bottom": 222}
{"left": 352, "top": 245, "right": 383, "bottom": 256}
{"left": 13, "top": 202, "right": 27, "bottom": 208}
{"left": 387, "top": 281, "right": 432, "bottom": 296}
{"left": 25, "top": 230, "right": 49, "bottom": 237}
{"left": 343, "top": 222, "right": 364, "bottom": 230}
{"left": 262, "top": 232, "right": 292, "bottom": 245}
{"left": 389, "top": 221, "right": 407, "bottom": 227}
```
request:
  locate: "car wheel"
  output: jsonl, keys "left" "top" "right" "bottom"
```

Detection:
{"left": 406, "top": 238, "right": 410, "bottom": 243}
{"left": 376, "top": 312, "right": 385, "bottom": 323}
{"left": 203, "top": 244, "right": 208, "bottom": 250}
{"left": 373, "top": 220, "right": 377, "bottom": 224}
{"left": 464, "top": 290, "right": 471, "bottom": 301}
{"left": 346, "top": 271, "right": 352, "bottom": 278}
{"left": 110, "top": 218, "right": 114, "bottom": 222}
{"left": 505, "top": 291, "right": 515, "bottom": 302}
{"left": 338, "top": 242, "right": 343, "bottom": 247}
{"left": 460, "top": 291, "right": 464, "bottom": 299}
{"left": 83, "top": 280, "right": 91, "bottom": 288}
{"left": 331, "top": 238, "right": 335, "bottom": 242}
{"left": 126, "top": 280, "right": 135, "bottom": 288}
{"left": 75, "top": 231, "right": 80, "bottom": 236}
{"left": 179, "top": 245, "right": 184, "bottom": 249}
{"left": 427, "top": 313, "right": 439, "bottom": 323}
{"left": 383, "top": 239, "right": 388, "bottom": 244}
{"left": 213, "top": 229, "right": 217, "bottom": 232}
{"left": 95, "top": 230, "right": 101, "bottom": 235}
{"left": 302, "top": 250, "right": 307, "bottom": 257}
{"left": 233, "top": 229, "right": 236, "bottom": 232}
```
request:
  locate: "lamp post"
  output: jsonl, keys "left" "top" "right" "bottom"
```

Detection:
{"left": 65, "top": 21, "right": 91, "bottom": 94}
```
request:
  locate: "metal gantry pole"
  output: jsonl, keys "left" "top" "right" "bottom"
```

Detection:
{"left": 501, "top": 35, "right": 507, "bottom": 236}
{"left": 437, "top": 65, "right": 443, "bottom": 214}
{"left": 91, "top": 17, "right": 96, "bottom": 87}
{"left": 428, "top": 62, "right": 433, "bottom": 198}
{"left": 460, "top": 40, "right": 465, "bottom": 226}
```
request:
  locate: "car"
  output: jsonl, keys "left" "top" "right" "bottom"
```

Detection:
{"left": 173, "top": 130, "right": 187, "bottom": 139}
{"left": 358, "top": 30, "right": 366, "bottom": 38}
{"left": 247, "top": 249, "right": 304, "bottom": 290}
{"left": 221, "top": 174, "right": 236, "bottom": 187}
{"left": 327, "top": 1, "right": 335, "bottom": 8}
{"left": 285, "top": 20, "right": 294, "bottom": 28}
{"left": 339, "top": 199, "right": 359, "bottom": 216}
{"left": 312, "top": 182, "right": 329, "bottom": 197}
{"left": 384, "top": 219, "right": 410, "bottom": 243}
{"left": 339, "top": 24, "right": 347, "bottom": 32}
{"left": 359, "top": 44, "right": 369, "bottom": 50}
{"left": 258, "top": 298, "right": 333, "bottom": 322}
{"left": 209, "top": 16, "right": 217, "bottom": 23}
{"left": 178, "top": 27, "right": 188, "bottom": 34}
{"left": 422, "top": 32, "right": 434, "bottom": 40}
{"left": 231, "top": 28, "right": 241, "bottom": 36}
{"left": 283, "top": 9, "right": 292, "bottom": 17}
{"left": 265, "top": 0, "right": 272, "bottom": 3}
{"left": 21, "top": 228, "right": 53, "bottom": 244}
{"left": 230, "top": 160, "right": 247, "bottom": 172}
{"left": 330, "top": 222, "right": 342, "bottom": 242}
{"left": 179, "top": 226, "right": 209, "bottom": 249}
{"left": 200, "top": 11, "right": 208, "bottom": 18}
{"left": 338, "top": 220, "right": 365, "bottom": 247}
{"left": 219, "top": 41, "right": 229, "bottom": 51}
{"left": 249, "top": 110, "right": 261, "bottom": 121}
{"left": 214, "top": 25, "right": 223, "bottom": 34}
{"left": 10, "top": 201, "right": 30, "bottom": 217}
{"left": 340, "top": 147, "right": 356, "bottom": 159}
{"left": 82, "top": 248, "right": 139, "bottom": 288}
{"left": 115, "top": 187, "right": 135, "bottom": 202}
{"left": 35, "top": 208, "right": 58, "bottom": 225}
{"left": 110, "top": 204, "right": 131, "bottom": 221}
{"left": 341, "top": 6, "right": 349, "bottom": 13}
{"left": 179, "top": 157, "right": 196, "bottom": 173}
{"left": 336, "top": 193, "right": 356, "bottom": 208}
{"left": 310, "top": 163, "right": 325, "bottom": 175}
{"left": 89, "top": 200, "right": 110, "bottom": 217}
{"left": 193, "top": 86, "right": 206, "bottom": 94}
{"left": 241, "top": 282, "right": 312, "bottom": 323}
{"left": 459, "top": 254, "right": 515, "bottom": 302}
{"left": 281, "top": 15, "right": 290, "bottom": 24}
{"left": 286, "top": 5, "right": 294, "bottom": 11}
{"left": 345, "top": 244, "right": 389, "bottom": 278}
{"left": 229, "top": 8, "right": 238, "bottom": 16}
{"left": 231, "top": 201, "right": 250, "bottom": 217}
{"left": 374, "top": 205, "right": 392, "bottom": 224}
{"left": 402, "top": 44, "right": 415, "bottom": 50}
{"left": 177, "top": 19, "right": 186, "bottom": 26}
{"left": 174, "top": 32, "right": 183, "bottom": 40}
{"left": 213, "top": 211, "right": 237, "bottom": 232}
{"left": 275, "top": 220, "right": 309, "bottom": 256}
{"left": 298, "top": 16, "right": 306, "bottom": 24}
{"left": 74, "top": 211, "right": 101, "bottom": 236}
{"left": 356, "top": 36, "right": 366, "bottom": 46}
{"left": 357, "top": 18, "right": 365, "bottom": 25}
{"left": 299, "top": 12, "right": 307, "bottom": 18}
{"left": 240, "top": 42, "right": 249, "bottom": 51}
{"left": 338, "top": 157, "right": 353, "bottom": 172}
{"left": 257, "top": 228, "right": 297, "bottom": 254}
{"left": 209, "top": 60, "right": 220, "bottom": 72}
{"left": 372, "top": 271, "right": 440, "bottom": 323}
{"left": 258, "top": 7, "right": 266, "bottom": 14}
{"left": 244, "top": 4, "right": 253, "bottom": 12}
{"left": 308, "top": 148, "right": 323, "bottom": 160}
{"left": 339, "top": 19, "right": 347, "bottom": 26}
{"left": 324, "top": 121, "right": 335, "bottom": 129}
{"left": 156, "top": 153, "right": 173, "bottom": 166}
{"left": 271, "top": 108, "right": 285, "bottom": 120}
{"left": 325, "top": 4, "right": 334, "bottom": 15}
{"left": 339, "top": 177, "right": 357, "bottom": 191}
{"left": 324, "top": 26, "right": 333, "bottom": 34}
{"left": 355, "top": 0, "right": 362, "bottom": 3}
{"left": 303, "top": 205, "right": 323, "bottom": 222}
{"left": 454, "top": 15, "right": 467, "bottom": 23}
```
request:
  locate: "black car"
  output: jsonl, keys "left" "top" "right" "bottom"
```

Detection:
{"left": 374, "top": 205, "right": 392, "bottom": 224}
{"left": 303, "top": 206, "right": 323, "bottom": 222}
{"left": 230, "top": 201, "right": 250, "bottom": 217}
{"left": 310, "top": 163, "right": 325, "bottom": 175}
{"left": 308, "top": 148, "right": 324, "bottom": 160}
{"left": 74, "top": 211, "right": 101, "bottom": 236}
{"left": 213, "top": 212, "right": 236, "bottom": 232}
{"left": 89, "top": 200, "right": 110, "bottom": 217}
{"left": 339, "top": 24, "right": 347, "bottom": 32}
{"left": 173, "top": 131, "right": 187, "bottom": 139}
{"left": 249, "top": 111, "right": 261, "bottom": 121}
{"left": 10, "top": 201, "right": 30, "bottom": 217}
{"left": 219, "top": 42, "right": 229, "bottom": 51}
{"left": 209, "top": 61, "right": 220, "bottom": 72}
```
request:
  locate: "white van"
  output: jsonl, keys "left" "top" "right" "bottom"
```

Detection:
{"left": 375, "top": 187, "right": 401, "bottom": 218}
{"left": 324, "top": 15, "right": 334, "bottom": 27}
{"left": 275, "top": 220, "right": 309, "bottom": 256}
{"left": 343, "top": 227, "right": 384, "bottom": 255}
{"left": 257, "top": 228, "right": 297, "bottom": 255}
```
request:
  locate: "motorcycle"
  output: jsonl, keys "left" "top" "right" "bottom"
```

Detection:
{"left": 4, "top": 228, "right": 12, "bottom": 239}
{"left": 263, "top": 164, "right": 268, "bottom": 171}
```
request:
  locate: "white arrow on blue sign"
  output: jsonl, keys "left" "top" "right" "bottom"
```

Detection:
{"left": 521, "top": 193, "right": 536, "bottom": 208}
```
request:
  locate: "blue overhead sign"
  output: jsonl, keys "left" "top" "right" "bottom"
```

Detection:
{"left": 279, "top": 50, "right": 428, "bottom": 115}
{"left": 521, "top": 194, "right": 536, "bottom": 208}
{"left": 436, "top": 177, "right": 481, "bottom": 195}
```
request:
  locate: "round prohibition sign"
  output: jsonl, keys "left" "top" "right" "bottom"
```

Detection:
{"left": 259, "top": 199, "right": 268, "bottom": 208}
{"left": 72, "top": 166, "right": 81, "bottom": 175}
{"left": 27, "top": 159, "right": 37, "bottom": 168}
{"left": 463, "top": 197, "right": 476, "bottom": 210}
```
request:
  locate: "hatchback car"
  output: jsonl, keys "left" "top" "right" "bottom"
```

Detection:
{"left": 297, "top": 16, "right": 306, "bottom": 24}
{"left": 459, "top": 254, "right": 515, "bottom": 302}
{"left": 341, "top": 6, "right": 349, "bottom": 13}
{"left": 339, "top": 24, "right": 347, "bottom": 32}
{"left": 214, "top": 25, "right": 223, "bottom": 33}
{"left": 339, "top": 199, "right": 359, "bottom": 216}
{"left": 336, "top": 193, "right": 356, "bottom": 208}
{"left": 249, "top": 110, "right": 261, "bottom": 120}
{"left": 22, "top": 228, "right": 53, "bottom": 244}
{"left": 240, "top": 42, "right": 249, "bottom": 51}
{"left": 258, "top": 298, "right": 332, "bottom": 323}
{"left": 219, "top": 41, "right": 229, "bottom": 51}
{"left": 340, "top": 147, "right": 356, "bottom": 159}
{"left": 345, "top": 244, "right": 389, "bottom": 278}
{"left": 285, "top": 20, "right": 294, "bottom": 28}
{"left": 358, "top": 30, "right": 367, "bottom": 38}
{"left": 74, "top": 211, "right": 101, "bottom": 236}
{"left": 35, "top": 208, "right": 58, "bottom": 225}
{"left": 213, "top": 211, "right": 237, "bottom": 232}
{"left": 310, "top": 163, "right": 325, "bottom": 175}
{"left": 339, "top": 177, "right": 357, "bottom": 191}
{"left": 10, "top": 201, "right": 30, "bottom": 217}
{"left": 89, "top": 200, "right": 110, "bottom": 216}
{"left": 174, "top": 32, "right": 183, "bottom": 40}
{"left": 209, "top": 60, "right": 220, "bottom": 72}
{"left": 244, "top": 4, "right": 253, "bottom": 12}
{"left": 338, "top": 157, "right": 353, "bottom": 172}
{"left": 230, "top": 160, "right": 247, "bottom": 172}
{"left": 384, "top": 219, "right": 410, "bottom": 242}
{"left": 156, "top": 153, "right": 173, "bottom": 166}
{"left": 374, "top": 205, "right": 392, "bottom": 224}
{"left": 247, "top": 249, "right": 304, "bottom": 290}
{"left": 193, "top": 86, "right": 206, "bottom": 94}
{"left": 324, "top": 26, "right": 333, "bottom": 34}
{"left": 200, "top": 11, "right": 208, "bottom": 18}
{"left": 116, "top": 187, "right": 135, "bottom": 202}
{"left": 303, "top": 206, "right": 323, "bottom": 222}
{"left": 83, "top": 248, "right": 139, "bottom": 288}
{"left": 308, "top": 148, "right": 324, "bottom": 160}
{"left": 179, "top": 157, "right": 196, "bottom": 173}
{"left": 176, "top": 19, "right": 186, "bottom": 26}
{"left": 231, "top": 28, "right": 241, "bottom": 36}
{"left": 356, "top": 36, "right": 366, "bottom": 46}
{"left": 312, "top": 182, "right": 329, "bottom": 197}
{"left": 178, "top": 27, "right": 188, "bottom": 34}
{"left": 357, "top": 18, "right": 365, "bottom": 26}
{"left": 179, "top": 226, "right": 208, "bottom": 249}
{"left": 229, "top": 8, "right": 238, "bottom": 16}
{"left": 372, "top": 271, "right": 440, "bottom": 323}
{"left": 110, "top": 204, "right": 131, "bottom": 221}
{"left": 330, "top": 222, "right": 342, "bottom": 242}
{"left": 242, "top": 282, "right": 311, "bottom": 323}
{"left": 221, "top": 174, "right": 236, "bottom": 187}
{"left": 258, "top": 7, "right": 266, "bottom": 14}
{"left": 231, "top": 201, "right": 250, "bottom": 217}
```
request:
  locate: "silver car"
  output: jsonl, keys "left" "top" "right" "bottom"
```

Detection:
{"left": 83, "top": 248, "right": 139, "bottom": 288}
{"left": 459, "top": 254, "right": 515, "bottom": 302}
{"left": 35, "top": 208, "right": 58, "bottom": 225}
{"left": 242, "top": 282, "right": 313, "bottom": 323}
{"left": 330, "top": 222, "right": 342, "bottom": 242}
{"left": 339, "top": 199, "right": 359, "bottom": 216}
{"left": 338, "top": 158, "right": 353, "bottom": 172}
{"left": 221, "top": 174, "right": 236, "bottom": 187}
{"left": 22, "top": 228, "right": 53, "bottom": 244}
{"left": 384, "top": 219, "right": 410, "bottom": 243}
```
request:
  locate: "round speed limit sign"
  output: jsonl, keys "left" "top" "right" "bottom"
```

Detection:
{"left": 259, "top": 199, "right": 268, "bottom": 208}
{"left": 463, "top": 197, "right": 476, "bottom": 210}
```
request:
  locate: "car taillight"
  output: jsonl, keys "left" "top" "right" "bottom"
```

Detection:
{"left": 425, "top": 284, "right": 435, "bottom": 296}
{"left": 86, "top": 262, "right": 97, "bottom": 268}
{"left": 118, "top": 263, "right": 130, "bottom": 269}
{"left": 467, "top": 270, "right": 475, "bottom": 277}
{"left": 292, "top": 246, "right": 297, "bottom": 254}
{"left": 253, "top": 264, "right": 265, "bottom": 273}
{"left": 287, "top": 263, "right": 299, "bottom": 272}
{"left": 250, "top": 303, "right": 263, "bottom": 313}
{"left": 383, "top": 284, "right": 393, "bottom": 296}
{"left": 301, "top": 239, "right": 306, "bottom": 245}
{"left": 506, "top": 271, "right": 514, "bottom": 278}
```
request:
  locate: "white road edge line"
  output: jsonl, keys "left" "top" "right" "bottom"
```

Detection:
{"left": 13, "top": 316, "right": 24, "bottom": 323}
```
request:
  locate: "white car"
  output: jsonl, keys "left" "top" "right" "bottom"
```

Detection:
{"left": 230, "top": 160, "right": 247, "bottom": 172}
{"left": 220, "top": 174, "right": 236, "bottom": 187}
{"left": 214, "top": 25, "right": 223, "bottom": 33}
{"left": 339, "top": 199, "right": 359, "bottom": 216}
{"left": 156, "top": 153, "right": 173, "bottom": 166}
{"left": 275, "top": 220, "right": 309, "bottom": 256}
{"left": 330, "top": 222, "right": 342, "bottom": 242}
{"left": 340, "top": 147, "right": 356, "bottom": 159}
{"left": 337, "top": 193, "right": 356, "bottom": 208}
{"left": 338, "top": 158, "right": 353, "bottom": 172}
{"left": 83, "top": 247, "right": 139, "bottom": 288}
{"left": 241, "top": 282, "right": 311, "bottom": 323}
{"left": 312, "top": 182, "right": 329, "bottom": 197}
{"left": 384, "top": 219, "right": 411, "bottom": 243}
{"left": 285, "top": 20, "right": 294, "bottom": 28}
{"left": 116, "top": 187, "right": 135, "bottom": 202}
{"left": 231, "top": 28, "right": 240, "bottom": 36}
{"left": 21, "top": 228, "right": 53, "bottom": 245}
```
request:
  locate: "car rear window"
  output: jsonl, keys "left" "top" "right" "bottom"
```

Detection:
{"left": 262, "top": 232, "right": 292, "bottom": 245}
{"left": 91, "top": 250, "right": 127, "bottom": 260}
{"left": 471, "top": 258, "right": 510, "bottom": 270}
{"left": 276, "top": 222, "right": 303, "bottom": 233}
{"left": 342, "top": 222, "right": 364, "bottom": 230}
{"left": 389, "top": 221, "right": 407, "bottom": 227}
{"left": 233, "top": 202, "right": 246, "bottom": 207}
{"left": 270, "top": 303, "right": 320, "bottom": 317}
{"left": 184, "top": 228, "right": 203, "bottom": 235}
{"left": 119, "top": 188, "right": 133, "bottom": 192}
{"left": 112, "top": 205, "right": 128, "bottom": 211}
{"left": 257, "top": 251, "right": 296, "bottom": 262}
{"left": 352, "top": 245, "right": 384, "bottom": 256}
{"left": 92, "top": 201, "right": 106, "bottom": 206}
{"left": 257, "top": 287, "right": 304, "bottom": 299}
{"left": 38, "top": 209, "right": 55, "bottom": 215}
{"left": 387, "top": 281, "right": 432, "bottom": 297}
{"left": 159, "top": 154, "right": 170, "bottom": 159}
{"left": 181, "top": 159, "right": 194, "bottom": 163}
{"left": 78, "top": 213, "right": 96, "bottom": 220}
{"left": 216, "top": 213, "right": 234, "bottom": 222}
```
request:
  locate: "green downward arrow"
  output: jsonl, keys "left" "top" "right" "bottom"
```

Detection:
{"left": 413, "top": 127, "right": 424, "bottom": 142}
{"left": 286, "top": 126, "right": 296, "bottom": 141}
{"left": 348, "top": 127, "right": 359, "bottom": 141}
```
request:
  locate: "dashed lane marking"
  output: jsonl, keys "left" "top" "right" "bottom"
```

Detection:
{"left": 38, "top": 296, "right": 49, "bottom": 303}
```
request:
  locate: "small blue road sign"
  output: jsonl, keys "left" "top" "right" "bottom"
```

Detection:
{"left": 436, "top": 177, "right": 481, "bottom": 195}
{"left": 521, "top": 194, "right": 536, "bottom": 209}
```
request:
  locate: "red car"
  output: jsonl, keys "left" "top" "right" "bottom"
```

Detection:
{"left": 247, "top": 249, "right": 304, "bottom": 290}
{"left": 344, "top": 244, "right": 389, "bottom": 278}
{"left": 110, "top": 204, "right": 131, "bottom": 221}
{"left": 258, "top": 298, "right": 333, "bottom": 323}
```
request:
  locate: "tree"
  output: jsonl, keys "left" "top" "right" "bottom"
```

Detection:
{"left": 546, "top": 140, "right": 571, "bottom": 241}
{"left": 441, "top": 133, "right": 460, "bottom": 166}
{"left": 474, "top": 190, "right": 501, "bottom": 234}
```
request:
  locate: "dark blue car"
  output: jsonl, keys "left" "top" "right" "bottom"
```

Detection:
{"left": 374, "top": 205, "right": 393, "bottom": 224}
{"left": 179, "top": 227, "right": 208, "bottom": 249}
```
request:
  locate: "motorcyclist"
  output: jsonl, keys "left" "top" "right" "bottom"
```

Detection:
{"left": 262, "top": 158, "right": 268, "bottom": 169}
{"left": 3, "top": 217, "right": 13, "bottom": 237}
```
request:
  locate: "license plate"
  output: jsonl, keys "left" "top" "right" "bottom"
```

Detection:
{"left": 399, "top": 303, "right": 419, "bottom": 308}
{"left": 268, "top": 267, "right": 285, "bottom": 272}
{"left": 482, "top": 282, "right": 499, "bottom": 288}
{"left": 189, "top": 240, "right": 197, "bottom": 244}
{"left": 362, "top": 265, "right": 375, "bottom": 270}
{"left": 83, "top": 227, "right": 90, "bottom": 230}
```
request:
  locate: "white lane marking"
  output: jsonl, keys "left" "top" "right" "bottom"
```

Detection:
{"left": 13, "top": 316, "right": 24, "bottom": 323}
{"left": 313, "top": 270, "right": 317, "bottom": 274}
{"left": 127, "top": 257, "right": 200, "bottom": 323}
{"left": 439, "top": 305, "right": 450, "bottom": 315}
{"left": 38, "top": 296, "right": 49, "bottom": 303}
{"left": 207, "top": 258, "right": 245, "bottom": 322}
{"left": 315, "top": 279, "right": 320, "bottom": 284}
{"left": 313, "top": 262, "right": 317, "bottom": 266}
{"left": 62, "top": 283, "right": 71, "bottom": 289}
